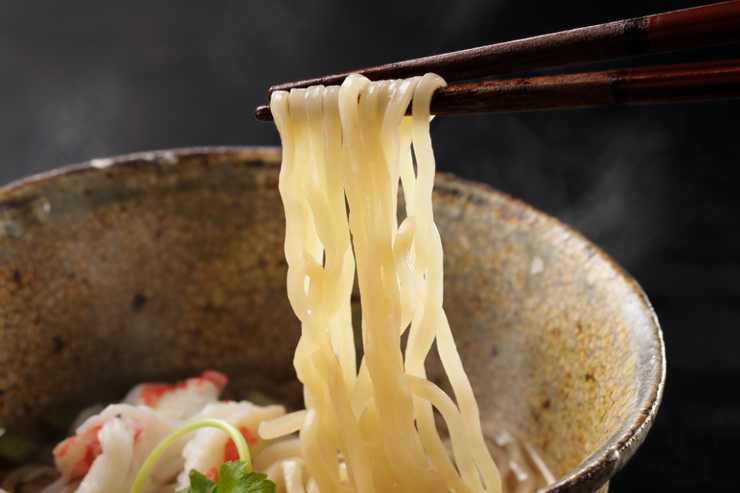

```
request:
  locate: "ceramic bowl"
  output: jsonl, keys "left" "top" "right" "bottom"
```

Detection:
{"left": 0, "top": 148, "right": 664, "bottom": 492}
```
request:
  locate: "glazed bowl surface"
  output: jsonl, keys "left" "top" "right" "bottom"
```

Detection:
{"left": 0, "top": 148, "right": 664, "bottom": 492}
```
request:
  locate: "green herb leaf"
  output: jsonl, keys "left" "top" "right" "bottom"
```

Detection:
{"left": 217, "top": 461, "right": 276, "bottom": 493}
{"left": 235, "top": 472, "right": 276, "bottom": 493}
{"left": 176, "top": 462, "right": 275, "bottom": 493}
{"left": 214, "top": 461, "right": 244, "bottom": 492}
{"left": 176, "top": 469, "right": 217, "bottom": 493}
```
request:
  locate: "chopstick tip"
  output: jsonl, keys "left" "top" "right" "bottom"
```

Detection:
{"left": 255, "top": 105, "right": 274, "bottom": 122}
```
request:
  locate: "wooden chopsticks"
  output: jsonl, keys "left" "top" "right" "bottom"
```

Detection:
{"left": 428, "top": 59, "right": 740, "bottom": 115}
{"left": 255, "top": 1, "right": 740, "bottom": 121}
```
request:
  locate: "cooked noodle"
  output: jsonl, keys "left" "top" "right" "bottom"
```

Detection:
{"left": 265, "top": 73, "right": 502, "bottom": 493}
{"left": 2, "top": 74, "right": 556, "bottom": 493}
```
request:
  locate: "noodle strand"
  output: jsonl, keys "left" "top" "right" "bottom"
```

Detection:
{"left": 268, "top": 73, "right": 503, "bottom": 493}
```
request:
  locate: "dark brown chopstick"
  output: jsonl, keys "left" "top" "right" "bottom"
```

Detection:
{"left": 256, "top": 1, "right": 740, "bottom": 121}
{"left": 429, "top": 59, "right": 740, "bottom": 115}
{"left": 254, "top": 59, "right": 740, "bottom": 120}
{"left": 268, "top": 1, "right": 740, "bottom": 93}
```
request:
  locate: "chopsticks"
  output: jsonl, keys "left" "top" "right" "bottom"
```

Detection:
{"left": 427, "top": 59, "right": 740, "bottom": 115}
{"left": 255, "top": 1, "right": 740, "bottom": 121}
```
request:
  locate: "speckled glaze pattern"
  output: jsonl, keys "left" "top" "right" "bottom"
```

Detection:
{"left": 0, "top": 148, "right": 664, "bottom": 492}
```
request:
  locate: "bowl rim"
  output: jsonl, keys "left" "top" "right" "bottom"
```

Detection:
{"left": 0, "top": 146, "right": 665, "bottom": 493}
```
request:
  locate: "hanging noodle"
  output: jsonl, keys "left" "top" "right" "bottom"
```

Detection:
{"left": 264, "top": 73, "right": 503, "bottom": 493}
{"left": 3, "top": 73, "right": 560, "bottom": 493}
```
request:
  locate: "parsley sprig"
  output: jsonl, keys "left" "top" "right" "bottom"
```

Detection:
{"left": 129, "top": 418, "right": 275, "bottom": 493}
{"left": 179, "top": 462, "right": 275, "bottom": 493}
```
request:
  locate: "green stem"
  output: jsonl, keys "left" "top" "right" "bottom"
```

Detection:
{"left": 129, "top": 418, "right": 251, "bottom": 493}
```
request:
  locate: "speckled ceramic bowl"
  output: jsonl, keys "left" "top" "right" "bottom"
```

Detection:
{"left": 0, "top": 148, "right": 664, "bottom": 492}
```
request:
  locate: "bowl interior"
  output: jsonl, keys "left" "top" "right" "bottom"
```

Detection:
{"left": 0, "top": 148, "right": 664, "bottom": 492}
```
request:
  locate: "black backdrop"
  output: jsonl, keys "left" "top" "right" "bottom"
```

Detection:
{"left": 1, "top": 1, "right": 738, "bottom": 490}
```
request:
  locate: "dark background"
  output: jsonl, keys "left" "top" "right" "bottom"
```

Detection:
{"left": 1, "top": 0, "right": 738, "bottom": 490}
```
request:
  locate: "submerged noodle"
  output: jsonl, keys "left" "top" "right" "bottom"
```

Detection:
{"left": 266, "top": 73, "right": 503, "bottom": 493}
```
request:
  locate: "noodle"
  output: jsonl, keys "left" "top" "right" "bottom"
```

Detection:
{"left": 5, "top": 73, "right": 556, "bottom": 493}
{"left": 266, "top": 73, "right": 503, "bottom": 493}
